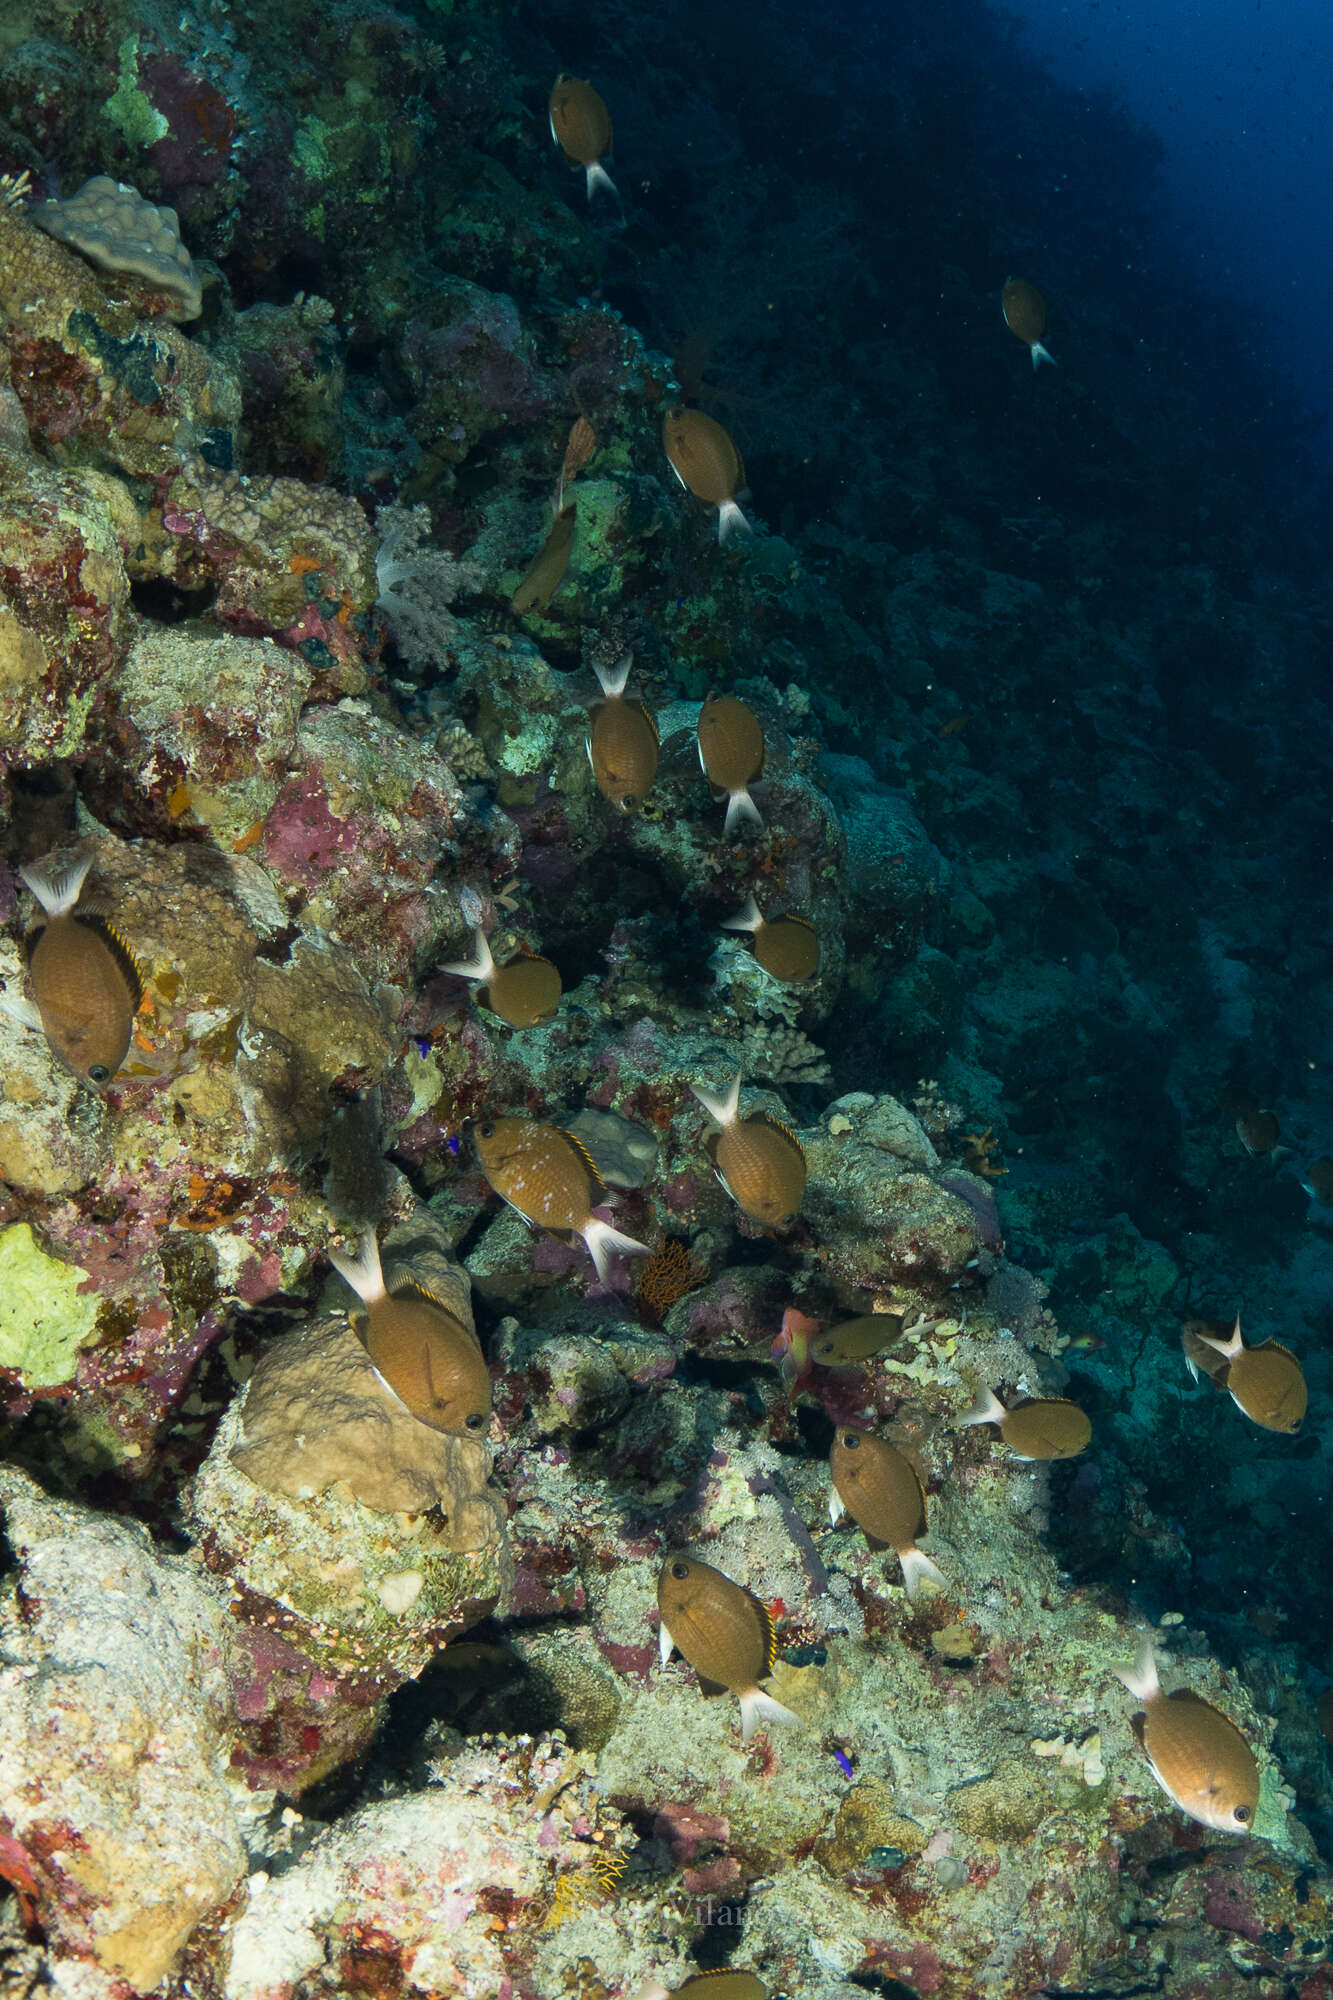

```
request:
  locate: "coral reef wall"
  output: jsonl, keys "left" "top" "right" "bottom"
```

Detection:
{"left": 1, "top": 0, "right": 1332, "bottom": 1992}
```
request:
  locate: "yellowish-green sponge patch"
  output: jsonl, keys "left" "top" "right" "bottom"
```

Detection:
{"left": 0, "top": 1224, "right": 99, "bottom": 1388}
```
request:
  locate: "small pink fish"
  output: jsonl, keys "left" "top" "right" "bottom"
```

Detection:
{"left": 772, "top": 1306, "right": 820, "bottom": 1387}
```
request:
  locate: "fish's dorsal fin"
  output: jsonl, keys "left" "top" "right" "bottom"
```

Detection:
{"left": 557, "top": 1125, "right": 606, "bottom": 1201}
{"left": 73, "top": 913, "right": 146, "bottom": 1008}
{"left": 753, "top": 1111, "right": 806, "bottom": 1163}
{"left": 388, "top": 1278, "right": 455, "bottom": 1317}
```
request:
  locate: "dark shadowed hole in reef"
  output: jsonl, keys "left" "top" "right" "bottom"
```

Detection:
{"left": 849, "top": 1978, "right": 922, "bottom": 1999}
{"left": 689, "top": 1899, "right": 747, "bottom": 1970}
{"left": 129, "top": 576, "right": 218, "bottom": 624}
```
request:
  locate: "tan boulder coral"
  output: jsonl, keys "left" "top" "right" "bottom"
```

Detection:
{"left": 28, "top": 175, "right": 203, "bottom": 320}
{"left": 0, "top": 1465, "right": 246, "bottom": 1992}
{"left": 188, "top": 1224, "right": 512, "bottom": 1682}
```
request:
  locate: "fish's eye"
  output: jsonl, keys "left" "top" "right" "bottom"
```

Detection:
{"left": 1234, "top": 1805, "right": 1251, "bottom": 1824}
{"left": 622, "top": 794, "right": 637, "bottom": 811}
{"left": 479, "top": 1122, "right": 495, "bottom": 1139}
{"left": 465, "top": 1412, "right": 486, "bottom": 1430}
{"left": 670, "top": 1560, "right": 690, "bottom": 1580}
{"left": 88, "top": 1064, "right": 110, "bottom": 1084}
{"left": 842, "top": 1432, "right": 860, "bottom": 1449}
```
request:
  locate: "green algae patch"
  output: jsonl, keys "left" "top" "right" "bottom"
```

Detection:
{"left": 0, "top": 1225, "right": 99, "bottom": 1388}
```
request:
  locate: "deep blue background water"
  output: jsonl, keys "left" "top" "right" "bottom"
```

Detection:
{"left": 999, "top": 0, "right": 1333, "bottom": 460}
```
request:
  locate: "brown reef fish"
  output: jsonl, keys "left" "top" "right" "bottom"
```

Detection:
{"left": 1191, "top": 1315, "right": 1306, "bottom": 1433}
{"left": 663, "top": 408, "right": 750, "bottom": 542}
{"left": 328, "top": 1232, "right": 492, "bottom": 1434}
{"left": 696, "top": 694, "right": 766, "bottom": 834}
{"left": 692, "top": 1070, "right": 806, "bottom": 1227}
{"left": 549, "top": 75, "right": 617, "bottom": 200}
{"left": 511, "top": 503, "right": 576, "bottom": 614}
{"left": 812, "top": 1314, "right": 909, "bottom": 1366}
{"left": 586, "top": 653, "right": 659, "bottom": 813}
{"left": 634, "top": 1975, "right": 770, "bottom": 2000}
{"left": 657, "top": 1554, "right": 798, "bottom": 1745}
{"left": 18, "top": 854, "right": 144, "bottom": 1087}
{"left": 962, "top": 1386, "right": 1091, "bottom": 1459}
{"left": 1002, "top": 276, "right": 1056, "bottom": 369}
{"left": 474, "top": 1114, "right": 648, "bottom": 1284}
{"left": 1113, "top": 1638, "right": 1259, "bottom": 1833}
{"left": 720, "top": 895, "right": 820, "bottom": 983}
{"left": 443, "top": 928, "right": 561, "bottom": 1029}
{"left": 829, "top": 1429, "right": 946, "bottom": 1602}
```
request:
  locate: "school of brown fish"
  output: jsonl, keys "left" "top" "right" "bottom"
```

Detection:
{"left": 0, "top": 84, "right": 1307, "bottom": 1995}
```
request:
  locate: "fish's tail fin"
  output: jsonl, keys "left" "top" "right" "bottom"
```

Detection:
{"left": 738, "top": 1685, "right": 800, "bottom": 1746}
{"left": 692, "top": 1069, "right": 743, "bottom": 1129}
{"left": 585, "top": 160, "right": 618, "bottom": 201}
{"left": 442, "top": 927, "right": 497, "bottom": 984}
{"left": 1197, "top": 1316, "right": 1243, "bottom": 1361}
{"left": 593, "top": 651, "right": 633, "bottom": 700}
{"left": 723, "top": 787, "right": 764, "bottom": 835}
{"left": 582, "top": 1215, "right": 649, "bottom": 1287}
{"left": 1031, "top": 341, "right": 1056, "bottom": 370}
{"left": 20, "top": 853, "right": 93, "bottom": 918}
{"left": 716, "top": 496, "right": 752, "bottom": 543}
{"left": 719, "top": 895, "right": 763, "bottom": 935}
{"left": 1113, "top": 1636, "right": 1161, "bottom": 1704}
{"left": 900, "top": 1546, "right": 947, "bottom": 1604}
{"left": 328, "top": 1230, "right": 387, "bottom": 1307}
{"left": 960, "top": 1386, "right": 1008, "bottom": 1428}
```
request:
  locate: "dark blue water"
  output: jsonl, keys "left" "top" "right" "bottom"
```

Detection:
{"left": 1002, "top": 0, "right": 1333, "bottom": 461}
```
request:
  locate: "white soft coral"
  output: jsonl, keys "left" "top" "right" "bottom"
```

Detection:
{"left": 374, "top": 502, "right": 481, "bottom": 669}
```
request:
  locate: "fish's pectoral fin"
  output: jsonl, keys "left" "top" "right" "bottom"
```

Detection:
{"left": 658, "top": 1620, "right": 675, "bottom": 1667}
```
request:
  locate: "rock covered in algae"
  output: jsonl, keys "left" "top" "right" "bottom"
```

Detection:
{"left": 0, "top": 1221, "right": 102, "bottom": 1388}
{"left": 188, "top": 1227, "right": 512, "bottom": 1681}
{"left": 0, "top": 1465, "right": 246, "bottom": 1993}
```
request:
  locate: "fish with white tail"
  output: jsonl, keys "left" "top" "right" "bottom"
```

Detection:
{"left": 961, "top": 1386, "right": 1090, "bottom": 1460}
{"left": 442, "top": 928, "right": 561, "bottom": 1029}
{"left": 829, "top": 1429, "right": 946, "bottom": 1603}
{"left": 1112, "top": 1638, "right": 1258, "bottom": 1833}
{"left": 15, "top": 853, "right": 145, "bottom": 1087}
{"left": 586, "top": 653, "right": 658, "bottom": 813}
{"left": 696, "top": 693, "right": 765, "bottom": 833}
{"left": 473, "top": 1114, "right": 648, "bottom": 1285}
{"left": 692, "top": 1070, "right": 805, "bottom": 1227}
{"left": 328, "top": 1232, "right": 491, "bottom": 1435}
{"left": 657, "top": 1554, "right": 799, "bottom": 1746}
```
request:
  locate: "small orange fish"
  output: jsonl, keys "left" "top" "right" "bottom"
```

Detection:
{"left": 1191, "top": 1315, "right": 1306, "bottom": 1434}
{"left": 961, "top": 1386, "right": 1090, "bottom": 1460}
{"left": 443, "top": 929, "right": 561, "bottom": 1029}
{"left": 657, "top": 1554, "right": 798, "bottom": 1744}
{"left": 549, "top": 75, "right": 616, "bottom": 200}
{"left": 663, "top": 408, "right": 750, "bottom": 542}
{"left": 937, "top": 711, "right": 972, "bottom": 739}
{"left": 1002, "top": 276, "right": 1055, "bottom": 369}
{"left": 474, "top": 1114, "right": 648, "bottom": 1284}
{"left": 586, "top": 653, "right": 659, "bottom": 813}
{"left": 771, "top": 1304, "right": 819, "bottom": 1385}
{"left": 829, "top": 1429, "right": 946, "bottom": 1602}
{"left": 511, "top": 503, "right": 576, "bottom": 614}
{"left": 19, "top": 855, "right": 145, "bottom": 1087}
{"left": 1113, "top": 1639, "right": 1258, "bottom": 1833}
{"left": 697, "top": 694, "right": 765, "bottom": 834}
{"left": 692, "top": 1071, "right": 806, "bottom": 1227}
{"left": 720, "top": 895, "right": 820, "bottom": 983}
{"left": 328, "top": 1232, "right": 492, "bottom": 1435}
